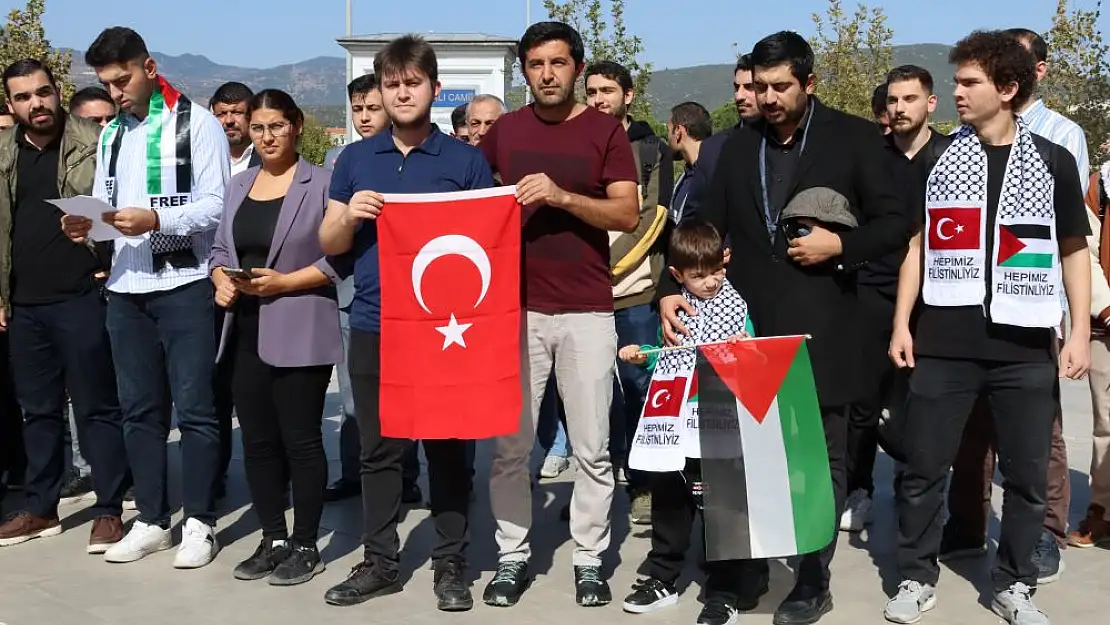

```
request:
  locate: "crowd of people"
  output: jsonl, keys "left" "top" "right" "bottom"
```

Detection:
{"left": 0, "top": 17, "right": 1107, "bottom": 625}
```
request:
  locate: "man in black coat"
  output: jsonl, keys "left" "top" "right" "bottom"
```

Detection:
{"left": 658, "top": 31, "right": 911, "bottom": 625}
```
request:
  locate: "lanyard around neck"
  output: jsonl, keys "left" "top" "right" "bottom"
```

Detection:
{"left": 759, "top": 108, "right": 814, "bottom": 241}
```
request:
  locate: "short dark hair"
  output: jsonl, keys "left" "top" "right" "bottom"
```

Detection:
{"left": 451, "top": 104, "right": 468, "bottom": 131}
{"left": 734, "top": 53, "right": 753, "bottom": 74}
{"left": 518, "top": 21, "right": 585, "bottom": 68}
{"left": 85, "top": 27, "right": 149, "bottom": 67}
{"left": 247, "top": 88, "right": 304, "bottom": 127}
{"left": 669, "top": 220, "right": 726, "bottom": 272}
{"left": 1005, "top": 28, "right": 1048, "bottom": 63}
{"left": 871, "top": 84, "right": 888, "bottom": 117}
{"left": 210, "top": 82, "right": 253, "bottom": 107}
{"left": 374, "top": 34, "right": 438, "bottom": 83}
{"left": 2, "top": 59, "right": 56, "bottom": 96}
{"left": 750, "top": 31, "right": 815, "bottom": 84}
{"left": 886, "top": 64, "right": 934, "bottom": 94}
{"left": 70, "top": 86, "right": 114, "bottom": 110}
{"left": 584, "top": 60, "right": 633, "bottom": 92}
{"left": 347, "top": 73, "right": 378, "bottom": 100}
{"left": 950, "top": 30, "right": 1036, "bottom": 112}
{"left": 670, "top": 102, "right": 712, "bottom": 141}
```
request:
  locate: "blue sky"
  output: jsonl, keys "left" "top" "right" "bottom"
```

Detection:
{"left": 4, "top": 0, "right": 1094, "bottom": 69}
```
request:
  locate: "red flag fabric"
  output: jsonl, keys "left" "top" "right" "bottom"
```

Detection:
{"left": 927, "top": 206, "right": 981, "bottom": 250}
{"left": 377, "top": 187, "right": 522, "bottom": 439}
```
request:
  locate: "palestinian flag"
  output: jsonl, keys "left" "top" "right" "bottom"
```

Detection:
{"left": 997, "top": 224, "right": 1054, "bottom": 269}
{"left": 697, "top": 336, "right": 835, "bottom": 560}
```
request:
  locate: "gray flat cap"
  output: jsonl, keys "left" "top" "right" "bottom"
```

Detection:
{"left": 780, "top": 187, "right": 858, "bottom": 229}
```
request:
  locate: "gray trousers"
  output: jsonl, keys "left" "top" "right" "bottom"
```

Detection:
{"left": 489, "top": 311, "right": 617, "bottom": 566}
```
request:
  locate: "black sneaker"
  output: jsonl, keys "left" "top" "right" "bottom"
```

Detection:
{"left": 434, "top": 557, "right": 473, "bottom": 611}
{"left": 270, "top": 543, "right": 326, "bottom": 586}
{"left": 233, "top": 538, "right": 292, "bottom": 581}
{"left": 324, "top": 478, "right": 361, "bottom": 503}
{"left": 697, "top": 593, "right": 739, "bottom": 625}
{"left": 324, "top": 559, "right": 403, "bottom": 606}
{"left": 621, "top": 577, "right": 678, "bottom": 613}
{"left": 574, "top": 565, "right": 611, "bottom": 607}
{"left": 59, "top": 472, "right": 94, "bottom": 503}
{"left": 1032, "top": 530, "right": 1064, "bottom": 584}
{"left": 483, "top": 560, "right": 529, "bottom": 607}
{"left": 937, "top": 522, "right": 988, "bottom": 562}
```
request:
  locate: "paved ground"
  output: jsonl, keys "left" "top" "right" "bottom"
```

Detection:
{"left": 1, "top": 378, "right": 1108, "bottom": 625}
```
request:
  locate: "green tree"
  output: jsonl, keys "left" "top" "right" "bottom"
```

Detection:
{"left": 0, "top": 0, "right": 74, "bottom": 102}
{"left": 809, "top": 0, "right": 893, "bottom": 120}
{"left": 1042, "top": 0, "right": 1110, "bottom": 165}
{"left": 299, "top": 115, "right": 331, "bottom": 166}
{"left": 542, "top": 0, "right": 654, "bottom": 119}
{"left": 710, "top": 101, "right": 739, "bottom": 133}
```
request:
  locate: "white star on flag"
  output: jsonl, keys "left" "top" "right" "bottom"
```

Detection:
{"left": 955, "top": 224, "right": 965, "bottom": 233}
{"left": 436, "top": 314, "right": 472, "bottom": 350}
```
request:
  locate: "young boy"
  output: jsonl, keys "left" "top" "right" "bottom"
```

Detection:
{"left": 620, "top": 220, "right": 755, "bottom": 625}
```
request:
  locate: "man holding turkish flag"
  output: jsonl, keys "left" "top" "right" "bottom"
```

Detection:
{"left": 377, "top": 187, "right": 522, "bottom": 439}
{"left": 317, "top": 36, "right": 505, "bottom": 613}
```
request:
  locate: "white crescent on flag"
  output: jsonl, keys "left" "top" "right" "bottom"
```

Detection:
{"left": 411, "top": 234, "right": 492, "bottom": 314}
{"left": 650, "top": 389, "right": 669, "bottom": 409}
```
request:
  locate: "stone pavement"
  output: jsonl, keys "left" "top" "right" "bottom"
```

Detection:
{"left": 1, "top": 378, "right": 1108, "bottom": 625}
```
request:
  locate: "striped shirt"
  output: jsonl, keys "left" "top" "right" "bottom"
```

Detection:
{"left": 1021, "top": 99, "right": 1090, "bottom": 195}
{"left": 93, "top": 102, "right": 230, "bottom": 294}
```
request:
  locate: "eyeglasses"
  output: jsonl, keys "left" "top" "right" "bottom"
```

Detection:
{"left": 248, "top": 121, "right": 292, "bottom": 137}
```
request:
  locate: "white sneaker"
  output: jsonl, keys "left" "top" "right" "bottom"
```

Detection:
{"left": 103, "top": 520, "right": 171, "bottom": 563}
{"left": 173, "top": 517, "right": 219, "bottom": 569}
{"left": 539, "top": 455, "right": 570, "bottom": 479}
{"left": 992, "top": 582, "right": 1050, "bottom": 625}
{"left": 840, "top": 488, "right": 873, "bottom": 532}
{"left": 884, "top": 580, "right": 937, "bottom": 623}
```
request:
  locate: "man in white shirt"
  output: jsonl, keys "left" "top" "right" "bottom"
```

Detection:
{"left": 210, "top": 82, "right": 257, "bottom": 177}
{"left": 62, "top": 27, "right": 229, "bottom": 569}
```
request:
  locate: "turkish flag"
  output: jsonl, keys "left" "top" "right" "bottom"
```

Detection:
{"left": 643, "top": 376, "right": 688, "bottom": 418}
{"left": 377, "top": 187, "right": 522, "bottom": 439}
{"left": 927, "top": 206, "right": 981, "bottom": 250}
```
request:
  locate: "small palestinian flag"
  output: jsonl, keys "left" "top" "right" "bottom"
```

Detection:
{"left": 696, "top": 336, "right": 835, "bottom": 559}
{"left": 997, "top": 224, "right": 1054, "bottom": 269}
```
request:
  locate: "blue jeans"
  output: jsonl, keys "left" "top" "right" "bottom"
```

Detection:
{"left": 9, "top": 290, "right": 128, "bottom": 517}
{"left": 536, "top": 375, "right": 571, "bottom": 458}
{"left": 611, "top": 303, "right": 657, "bottom": 492}
{"left": 106, "top": 280, "right": 219, "bottom": 527}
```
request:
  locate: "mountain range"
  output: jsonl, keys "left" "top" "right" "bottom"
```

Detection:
{"left": 65, "top": 43, "right": 958, "bottom": 124}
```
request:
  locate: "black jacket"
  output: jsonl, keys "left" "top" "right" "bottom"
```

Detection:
{"left": 660, "top": 99, "right": 912, "bottom": 407}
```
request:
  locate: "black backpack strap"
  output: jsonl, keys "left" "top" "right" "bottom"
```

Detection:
{"left": 638, "top": 137, "right": 658, "bottom": 191}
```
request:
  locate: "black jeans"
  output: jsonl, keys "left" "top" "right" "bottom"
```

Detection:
{"left": 845, "top": 287, "right": 896, "bottom": 495}
{"left": 349, "top": 329, "right": 472, "bottom": 568}
{"left": 8, "top": 290, "right": 128, "bottom": 517}
{"left": 105, "top": 280, "right": 220, "bottom": 527}
{"left": 232, "top": 306, "right": 331, "bottom": 544}
{"left": 646, "top": 460, "right": 744, "bottom": 591}
{"left": 742, "top": 406, "right": 848, "bottom": 594}
{"left": 897, "top": 357, "right": 1057, "bottom": 590}
{"left": 0, "top": 332, "right": 24, "bottom": 484}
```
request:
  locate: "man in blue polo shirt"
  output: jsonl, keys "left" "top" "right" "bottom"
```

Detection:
{"left": 318, "top": 35, "right": 493, "bottom": 612}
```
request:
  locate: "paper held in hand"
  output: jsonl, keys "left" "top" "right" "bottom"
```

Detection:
{"left": 49, "top": 196, "right": 123, "bottom": 242}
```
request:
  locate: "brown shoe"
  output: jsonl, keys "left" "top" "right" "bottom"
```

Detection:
{"left": 88, "top": 515, "right": 124, "bottom": 554}
{"left": 1068, "top": 505, "right": 1110, "bottom": 548}
{"left": 0, "top": 512, "right": 62, "bottom": 547}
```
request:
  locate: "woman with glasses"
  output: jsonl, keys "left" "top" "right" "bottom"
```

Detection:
{"left": 210, "top": 89, "right": 347, "bottom": 586}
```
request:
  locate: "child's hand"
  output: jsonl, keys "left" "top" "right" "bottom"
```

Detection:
{"left": 619, "top": 345, "right": 647, "bottom": 364}
{"left": 726, "top": 331, "right": 751, "bottom": 344}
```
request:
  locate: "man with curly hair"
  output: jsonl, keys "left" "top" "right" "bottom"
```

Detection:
{"left": 885, "top": 30, "right": 1092, "bottom": 625}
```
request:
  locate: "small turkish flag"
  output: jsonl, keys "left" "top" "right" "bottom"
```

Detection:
{"left": 377, "top": 187, "right": 522, "bottom": 439}
{"left": 643, "top": 376, "right": 688, "bottom": 418}
{"left": 928, "top": 206, "right": 981, "bottom": 250}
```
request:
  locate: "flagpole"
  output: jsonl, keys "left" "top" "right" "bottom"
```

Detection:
{"left": 523, "top": 0, "right": 532, "bottom": 106}
{"left": 636, "top": 334, "right": 814, "bottom": 357}
{"left": 345, "top": 0, "right": 353, "bottom": 143}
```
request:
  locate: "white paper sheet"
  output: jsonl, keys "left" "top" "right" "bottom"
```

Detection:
{"left": 48, "top": 196, "right": 123, "bottom": 242}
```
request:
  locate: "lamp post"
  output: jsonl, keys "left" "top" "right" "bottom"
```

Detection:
{"left": 524, "top": 0, "right": 532, "bottom": 105}
{"left": 345, "top": 0, "right": 353, "bottom": 143}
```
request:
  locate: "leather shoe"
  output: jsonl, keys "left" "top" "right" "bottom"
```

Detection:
{"left": 772, "top": 588, "right": 832, "bottom": 625}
